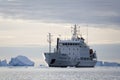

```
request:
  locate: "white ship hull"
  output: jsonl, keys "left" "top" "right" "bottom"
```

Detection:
{"left": 44, "top": 53, "right": 97, "bottom": 67}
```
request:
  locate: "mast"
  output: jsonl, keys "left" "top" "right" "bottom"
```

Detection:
{"left": 72, "top": 24, "right": 79, "bottom": 39}
{"left": 47, "top": 33, "right": 52, "bottom": 53}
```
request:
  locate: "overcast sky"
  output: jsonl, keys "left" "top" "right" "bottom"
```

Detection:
{"left": 0, "top": 0, "right": 120, "bottom": 46}
{"left": 0, "top": 0, "right": 120, "bottom": 24}
{"left": 0, "top": 0, "right": 120, "bottom": 65}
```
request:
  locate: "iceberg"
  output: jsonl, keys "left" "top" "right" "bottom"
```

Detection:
{"left": 103, "top": 62, "right": 118, "bottom": 66}
{"left": 0, "top": 59, "right": 8, "bottom": 66}
{"left": 9, "top": 55, "right": 34, "bottom": 66}
{"left": 95, "top": 61, "right": 103, "bottom": 66}
{"left": 95, "top": 61, "right": 120, "bottom": 67}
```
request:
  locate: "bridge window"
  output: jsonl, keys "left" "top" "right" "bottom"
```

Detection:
{"left": 62, "top": 43, "right": 80, "bottom": 45}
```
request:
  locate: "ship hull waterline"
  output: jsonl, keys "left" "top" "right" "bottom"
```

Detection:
{"left": 44, "top": 53, "right": 97, "bottom": 67}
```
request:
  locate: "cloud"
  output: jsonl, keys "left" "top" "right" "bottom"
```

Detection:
{"left": 0, "top": 0, "right": 120, "bottom": 27}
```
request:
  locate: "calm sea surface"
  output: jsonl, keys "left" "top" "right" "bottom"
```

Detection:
{"left": 0, "top": 67, "right": 120, "bottom": 80}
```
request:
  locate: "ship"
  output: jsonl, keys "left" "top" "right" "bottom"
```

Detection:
{"left": 44, "top": 25, "right": 97, "bottom": 67}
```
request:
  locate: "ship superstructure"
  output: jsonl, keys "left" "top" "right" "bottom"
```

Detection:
{"left": 44, "top": 25, "right": 97, "bottom": 67}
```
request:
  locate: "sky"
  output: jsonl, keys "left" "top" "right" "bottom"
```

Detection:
{"left": 0, "top": 0, "right": 120, "bottom": 66}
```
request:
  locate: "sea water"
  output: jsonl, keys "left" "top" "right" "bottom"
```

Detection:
{"left": 0, "top": 67, "right": 120, "bottom": 80}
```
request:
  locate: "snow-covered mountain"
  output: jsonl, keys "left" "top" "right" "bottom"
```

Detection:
{"left": 9, "top": 55, "right": 34, "bottom": 66}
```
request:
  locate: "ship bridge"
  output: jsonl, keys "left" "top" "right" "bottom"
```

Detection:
{"left": 59, "top": 39, "right": 87, "bottom": 47}
{"left": 58, "top": 24, "right": 86, "bottom": 46}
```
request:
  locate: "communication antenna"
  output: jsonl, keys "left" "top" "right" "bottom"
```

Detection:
{"left": 78, "top": 26, "right": 81, "bottom": 37}
{"left": 86, "top": 25, "right": 88, "bottom": 44}
{"left": 47, "top": 33, "right": 52, "bottom": 53}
